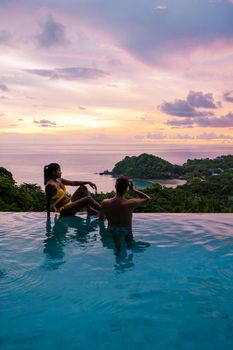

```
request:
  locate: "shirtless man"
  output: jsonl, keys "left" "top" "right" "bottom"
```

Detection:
{"left": 99, "top": 176, "right": 150, "bottom": 251}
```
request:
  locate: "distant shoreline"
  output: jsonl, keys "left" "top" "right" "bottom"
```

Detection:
{"left": 150, "top": 178, "right": 187, "bottom": 188}
{"left": 99, "top": 173, "right": 186, "bottom": 189}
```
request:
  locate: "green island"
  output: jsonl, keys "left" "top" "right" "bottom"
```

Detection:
{"left": 1, "top": 153, "right": 233, "bottom": 212}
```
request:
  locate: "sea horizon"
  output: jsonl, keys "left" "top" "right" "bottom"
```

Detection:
{"left": 1, "top": 143, "right": 233, "bottom": 193}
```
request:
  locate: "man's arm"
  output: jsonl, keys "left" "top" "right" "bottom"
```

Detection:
{"left": 127, "top": 180, "right": 150, "bottom": 207}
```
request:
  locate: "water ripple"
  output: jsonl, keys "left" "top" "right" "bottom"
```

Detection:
{"left": 1, "top": 212, "right": 233, "bottom": 350}
{"left": 0, "top": 262, "right": 46, "bottom": 298}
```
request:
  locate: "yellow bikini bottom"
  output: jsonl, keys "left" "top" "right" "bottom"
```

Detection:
{"left": 52, "top": 199, "right": 73, "bottom": 213}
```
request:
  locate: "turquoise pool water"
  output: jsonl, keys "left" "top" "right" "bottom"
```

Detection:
{"left": 1, "top": 213, "right": 233, "bottom": 350}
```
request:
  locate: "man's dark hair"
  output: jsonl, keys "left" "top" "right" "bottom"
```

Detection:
{"left": 115, "top": 176, "right": 129, "bottom": 194}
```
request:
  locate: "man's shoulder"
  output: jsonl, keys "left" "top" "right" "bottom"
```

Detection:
{"left": 101, "top": 198, "right": 112, "bottom": 205}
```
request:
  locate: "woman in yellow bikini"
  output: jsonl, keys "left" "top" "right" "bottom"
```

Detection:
{"left": 44, "top": 163, "right": 100, "bottom": 217}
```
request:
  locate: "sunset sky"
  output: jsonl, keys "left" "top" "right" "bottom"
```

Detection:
{"left": 1, "top": 0, "right": 233, "bottom": 144}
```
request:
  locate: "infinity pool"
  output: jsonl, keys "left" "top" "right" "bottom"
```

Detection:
{"left": 1, "top": 213, "right": 233, "bottom": 350}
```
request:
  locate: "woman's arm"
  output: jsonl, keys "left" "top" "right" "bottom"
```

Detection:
{"left": 61, "top": 178, "right": 97, "bottom": 191}
{"left": 45, "top": 184, "right": 56, "bottom": 217}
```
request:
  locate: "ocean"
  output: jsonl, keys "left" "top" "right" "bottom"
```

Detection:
{"left": 0, "top": 143, "right": 233, "bottom": 193}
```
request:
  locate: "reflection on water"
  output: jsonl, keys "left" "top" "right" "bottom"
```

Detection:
{"left": 98, "top": 220, "right": 150, "bottom": 272}
{"left": 43, "top": 215, "right": 99, "bottom": 269}
{"left": 44, "top": 215, "right": 150, "bottom": 272}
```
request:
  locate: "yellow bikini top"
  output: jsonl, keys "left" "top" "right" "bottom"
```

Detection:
{"left": 50, "top": 186, "right": 67, "bottom": 212}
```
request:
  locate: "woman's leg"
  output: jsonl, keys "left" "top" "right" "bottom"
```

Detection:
{"left": 71, "top": 184, "right": 88, "bottom": 201}
{"left": 60, "top": 195, "right": 100, "bottom": 216}
{"left": 70, "top": 185, "right": 100, "bottom": 213}
{"left": 86, "top": 205, "right": 99, "bottom": 215}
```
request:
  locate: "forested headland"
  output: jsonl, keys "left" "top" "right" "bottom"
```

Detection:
{"left": 1, "top": 153, "right": 233, "bottom": 212}
{"left": 0, "top": 167, "right": 46, "bottom": 211}
{"left": 102, "top": 153, "right": 233, "bottom": 180}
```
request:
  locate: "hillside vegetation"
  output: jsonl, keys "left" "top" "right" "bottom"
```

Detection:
{"left": 112, "top": 153, "right": 184, "bottom": 178}
{"left": 112, "top": 153, "right": 233, "bottom": 180}
{"left": 0, "top": 167, "right": 46, "bottom": 211}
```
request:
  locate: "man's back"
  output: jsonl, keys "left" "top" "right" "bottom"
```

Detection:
{"left": 99, "top": 178, "right": 150, "bottom": 251}
{"left": 101, "top": 196, "right": 134, "bottom": 227}
{"left": 100, "top": 178, "right": 150, "bottom": 228}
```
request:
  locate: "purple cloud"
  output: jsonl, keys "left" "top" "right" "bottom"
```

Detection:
{"left": 197, "top": 112, "right": 233, "bottom": 127}
{"left": 135, "top": 132, "right": 166, "bottom": 140}
{"left": 62, "top": 0, "right": 233, "bottom": 66}
{"left": 34, "top": 119, "right": 57, "bottom": 127}
{"left": 1, "top": 1, "right": 233, "bottom": 66}
{"left": 160, "top": 90, "right": 219, "bottom": 117}
{"left": 166, "top": 118, "right": 195, "bottom": 126}
{"left": 223, "top": 90, "right": 233, "bottom": 102}
{"left": 173, "top": 132, "right": 233, "bottom": 140}
{"left": 187, "top": 90, "right": 218, "bottom": 109}
{"left": 160, "top": 99, "right": 214, "bottom": 117}
{"left": 199, "top": 132, "right": 233, "bottom": 140}
{"left": 25, "top": 67, "right": 108, "bottom": 80}
{"left": 167, "top": 112, "right": 233, "bottom": 128}
{"left": 35, "top": 15, "right": 69, "bottom": 48}
{"left": 137, "top": 131, "right": 233, "bottom": 140}
{"left": 25, "top": 69, "right": 51, "bottom": 78}
{"left": 0, "top": 84, "right": 9, "bottom": 92}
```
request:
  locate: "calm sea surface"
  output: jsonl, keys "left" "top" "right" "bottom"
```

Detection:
{"left": 0, "top": 143, "right": 233, "bottom": 193}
